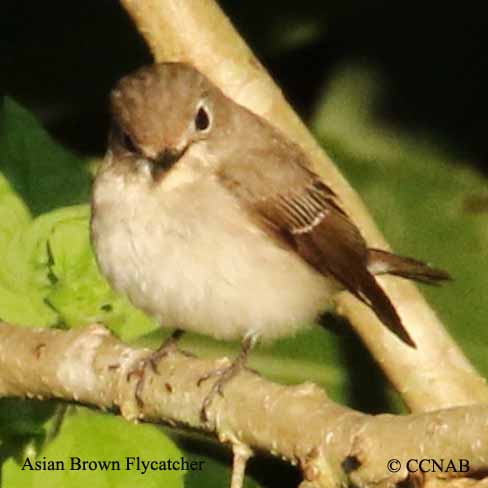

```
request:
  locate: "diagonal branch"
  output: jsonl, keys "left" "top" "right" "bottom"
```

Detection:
{"left": 1, "top": 322, "right": 487, "bottom": 488}
{"left": 118, "top": 0, "right": 488, "bottom": 412}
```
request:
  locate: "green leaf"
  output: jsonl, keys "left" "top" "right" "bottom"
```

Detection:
{"left": 0, "top": 400, "right": 56, "bottom": 438}
{"left": 0, "top": 174, "right": 57, "bottom": 326}
{"left": 0, "top": 99, "right": 158, "bottom": 339}
{"left": 0, "top": 97, "right": 90, "bottom": 217}
{"left": 0, "top": 195, "right": 159, "bottom": 338}
{"left": 43, "top": 205, "right": 159, "bottom": 341}
{"left": 2, "top": 408, "right": 184, "bottom": 488}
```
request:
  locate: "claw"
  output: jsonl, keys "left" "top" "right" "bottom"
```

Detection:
{"left": 198, "top": 365, "right": 236, "bottom": 422}
{"left": 126, "top": 356, "right": 154, "bottom": 408}
{"left": 197, "top": 365, "right": 226, "bottom": 387}
{"left": 127, "top": 329, "right": 184, "bottom": 407}
{"left": 198, "top": 334, "right": 257, "bottom": 423}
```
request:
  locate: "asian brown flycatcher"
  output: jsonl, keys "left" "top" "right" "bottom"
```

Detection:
{"left": 91, "top": 63, "right": 449, "bottom": 408}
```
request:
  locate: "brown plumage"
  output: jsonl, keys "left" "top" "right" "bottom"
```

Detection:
{"left": 93, "top": 62, "right": 451, "bottom": 352}
{"left": 218, "top": 155, "right": 449, "bottom": 348}
{"left": 216, "top": 107, "right": 450, "bottom": 349}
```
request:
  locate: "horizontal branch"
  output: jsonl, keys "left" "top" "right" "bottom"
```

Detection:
{"left": 1, "top": 322, "right": 487, "bottom": 488}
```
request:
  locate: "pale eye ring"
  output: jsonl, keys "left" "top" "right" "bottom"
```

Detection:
{"left": 194, "top": 103, "right": 211, "bottom": 132}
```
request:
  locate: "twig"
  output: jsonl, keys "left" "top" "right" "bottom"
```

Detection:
{"left": 230, "top": 443, "right": 252, "bottom": 488}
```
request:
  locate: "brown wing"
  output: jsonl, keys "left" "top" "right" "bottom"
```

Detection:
{"left": 218, "top": 157, "right": 416, "bottom": 347}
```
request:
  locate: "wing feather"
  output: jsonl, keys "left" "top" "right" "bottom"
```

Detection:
{"left": 218, "top": 159, "right": 415, "bottom": 347}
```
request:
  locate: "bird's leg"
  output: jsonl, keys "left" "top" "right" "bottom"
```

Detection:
{"left": 128, "top": 329, "right": 185, "bottom": 406}
{"left": 151, "top": 328, "right": 185, "bottom": 365}
{"left": 198, "top": 333, "right": 257, "bottom": 422}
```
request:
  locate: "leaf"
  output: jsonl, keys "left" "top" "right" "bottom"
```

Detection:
{"left": 0, "top": 98, "right": 158, "bottom": 339}
{"left": 2, "top": 408, "right": 184, "bottom": 488}
{"left": 0, "top": 399, "right": 57, "bottom": 439}
{"left": 44, "top": 206, "right": 159, "bottom": 341}
{"left": 0, "top": 173, "right": 57, "bottom": 326}
{"left": 0, "top": 97, "right": 90, "bottom": 216}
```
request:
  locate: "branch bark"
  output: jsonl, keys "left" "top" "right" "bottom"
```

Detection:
{"left": 118, "top": 0, "right": 488, "bottom": 412}
{"left": 1, "top": 322, "right": 487, "bottom": 488}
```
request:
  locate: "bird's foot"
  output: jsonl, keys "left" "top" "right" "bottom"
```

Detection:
{"left": 198, "top": 334, "right": 257, "bottom": 423}
{"left": 127, "top": 329, "right": 184, "bottom": 407}
{"left": 198, "top": 358, "right": 244, "bottom": 423}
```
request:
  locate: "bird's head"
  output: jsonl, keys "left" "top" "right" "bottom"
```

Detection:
{"left": 109, "top": 63, "right": 219, "bottom": 179}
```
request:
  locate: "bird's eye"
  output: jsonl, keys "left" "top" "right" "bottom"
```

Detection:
{"left": 195, "top": 105, "right": 211, "bottom": 132}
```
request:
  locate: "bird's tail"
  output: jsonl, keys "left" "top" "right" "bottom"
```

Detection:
{"left": 356, "top": 249, "right": 450, "bottom": 349}
{"left": 367, "top": 248, "right": 451, "bottom": 285}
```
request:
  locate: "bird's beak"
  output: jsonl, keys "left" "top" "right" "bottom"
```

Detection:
{"left": 154, "top": 146, "right": 188, "bottom": 170}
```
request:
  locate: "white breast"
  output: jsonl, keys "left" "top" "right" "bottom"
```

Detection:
{"left": 91, "top": 163, "right": 336, "bottom": 342}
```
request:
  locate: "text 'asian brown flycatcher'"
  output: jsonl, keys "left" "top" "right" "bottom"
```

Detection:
{"left": 91, "top": 63, "right": 450, "bottom": 409}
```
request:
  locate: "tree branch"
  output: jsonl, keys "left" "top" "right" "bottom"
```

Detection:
{"left": 118, "top": 0, "right": 488, "bottom": 412}
{"left": 1, "top": 322, "right": 487, "bottom": 488}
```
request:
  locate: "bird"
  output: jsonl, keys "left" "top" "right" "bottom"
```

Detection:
{"left": 90, "top": 62, "right": 450, "bottom": 414}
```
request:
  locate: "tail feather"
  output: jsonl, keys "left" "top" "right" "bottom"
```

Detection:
{"left": 367, "top": 249, "right": 451, "bottom": 285}
{"left": 359, "top": 248, "right": 451, "bottom": 348}
{"left": 356, "top": 269, "right": 417, "bottom": 347}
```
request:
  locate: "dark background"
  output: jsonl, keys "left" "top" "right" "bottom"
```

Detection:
{"left": 2, "top": 1, "right": 488, "bottom": 173}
